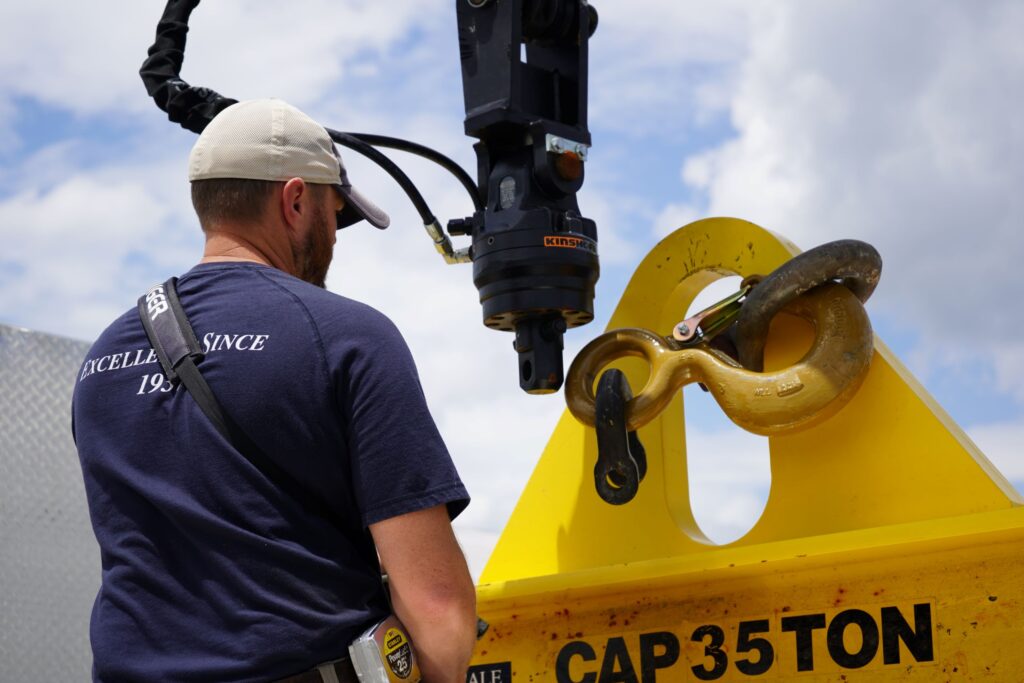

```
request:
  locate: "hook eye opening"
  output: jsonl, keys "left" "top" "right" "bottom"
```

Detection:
{"left": 584, "top": 329, "right": 663, "bottom": 402}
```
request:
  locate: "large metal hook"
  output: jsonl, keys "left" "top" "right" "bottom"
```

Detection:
{"left": 565, "top": 283, "right": 874, "bottom": 437}
{"left": 733, "top": 239, "right": 881, "bottom": 371}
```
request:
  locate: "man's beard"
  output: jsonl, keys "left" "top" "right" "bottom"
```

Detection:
{"left": 296, "top": 203, "right": 334, "bottom": 289}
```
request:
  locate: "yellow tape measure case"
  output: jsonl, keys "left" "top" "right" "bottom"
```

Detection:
{"left": 349, "top": 615, "right": 422, "bottom": 683}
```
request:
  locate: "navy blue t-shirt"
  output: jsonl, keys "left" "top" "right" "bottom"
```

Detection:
{"left": 72, "top": 262, "right": 469, "bottom": 683}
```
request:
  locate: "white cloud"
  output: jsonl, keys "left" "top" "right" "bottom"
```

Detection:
{"left": 652, "top": 202, "right": 702, "bottom": 239}
{"left": 0, "top": 149, "right": 198, "bottom": 338}
{"left": 0, "top": 3, "right": 156, "bottom": 115}
{"left": 663, "top": 0, "right": 1024, "bottom": 402}
{"left": 589, "top": 0, "right": 750, "bottom": 134}
{"left": 0, "top": 0, "right": 440, "bottom": 117}
{"left": 595, "top": 1, "right": 749, "bottom": 66}
{"left": 183, "top": 0, "right": 446, "bottom": 109}
{"left": 969, "top": 421, "right": 1024, "bottom": 484}
{"left": 992, "top": 344, "right": 1024, "bottom": 404}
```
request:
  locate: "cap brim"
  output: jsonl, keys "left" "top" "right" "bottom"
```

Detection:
{"left": 335, "top": 184, "right": 390, "bottom": 230}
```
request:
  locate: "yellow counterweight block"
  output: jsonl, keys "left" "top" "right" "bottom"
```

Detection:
{"left": 467, "top": 218, "right": 1024, "bottom": 683}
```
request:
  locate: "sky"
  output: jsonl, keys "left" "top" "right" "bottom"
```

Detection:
{"left": 1, "top": 0, "right": 1022, "bottom": 579}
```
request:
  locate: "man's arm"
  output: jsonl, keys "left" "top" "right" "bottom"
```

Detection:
{"left": 370, "top": 504, "right": 477, "bottom": 683}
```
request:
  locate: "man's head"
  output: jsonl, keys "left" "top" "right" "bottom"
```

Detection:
{"left": 187, "top": 99, "right": 389, "bottom": 286}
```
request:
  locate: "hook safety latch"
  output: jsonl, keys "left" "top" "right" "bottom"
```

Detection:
{"left": 672, "top": 275, "right": 762, "bottom": 347}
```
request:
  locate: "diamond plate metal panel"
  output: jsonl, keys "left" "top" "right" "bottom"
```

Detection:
{"left": 0, "top": 324, "right": 96, "bottom": 680}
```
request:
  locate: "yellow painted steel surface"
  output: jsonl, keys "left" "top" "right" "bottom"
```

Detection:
{"left": 466, "top": 219, "right": 1024, "bottom": 682}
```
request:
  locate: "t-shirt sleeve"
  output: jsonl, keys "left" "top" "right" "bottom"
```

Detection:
{"left": 332, "top": 308, "right": 469, "bottom": 527}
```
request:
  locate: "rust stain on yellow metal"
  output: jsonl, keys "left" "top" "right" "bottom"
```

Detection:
{"left": 468, "top": 218, "right": 1024, "bottom": 681}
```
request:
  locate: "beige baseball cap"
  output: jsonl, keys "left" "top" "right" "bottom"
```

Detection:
{"left": 188, "top": 99, "right": 390, "bottom": 230}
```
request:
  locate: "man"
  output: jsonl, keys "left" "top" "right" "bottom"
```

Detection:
{"left": 73, "top": 99, "right": 477, "bottom": 683}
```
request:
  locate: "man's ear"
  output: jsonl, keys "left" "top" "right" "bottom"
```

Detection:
{"left": 280, "top": 177, "right": 308, "bottom": 230}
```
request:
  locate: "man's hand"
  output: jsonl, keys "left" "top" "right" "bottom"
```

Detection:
{"left": 370, "top": 505, "right": 477, "bottom": 683}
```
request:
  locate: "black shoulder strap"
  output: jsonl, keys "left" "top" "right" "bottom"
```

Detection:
{"left": 138, "top": 278, "right": 343, "bottom": 528}
{"left": 139, "top": 278, "right": 231, "bottom": 435}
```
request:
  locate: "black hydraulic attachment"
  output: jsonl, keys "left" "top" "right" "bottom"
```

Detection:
{"left": 452, "top": 0, "right": 601, "bottom": 394}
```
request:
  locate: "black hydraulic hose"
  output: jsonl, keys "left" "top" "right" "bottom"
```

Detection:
{"left": 139, "top": 0, "right": 235, "bottom": 133}
{"left": 327, "top": 129, "right": 436, "bottom": 225}
{"left": 138, "top": 0, "right": 482, "bottom": 228}
{"left": 328, "top": 130, "right": 469, "bottom": 264}
{"left": 349, "top": 133, "right": 484, "bottom": 211}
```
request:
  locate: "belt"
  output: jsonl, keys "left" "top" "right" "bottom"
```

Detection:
{"left": 275, "top": 657, "right": 360, "bottom": 683}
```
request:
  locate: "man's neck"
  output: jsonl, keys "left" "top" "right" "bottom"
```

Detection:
{"left": 200, "top": 228, "right": 294, "bottom": 275}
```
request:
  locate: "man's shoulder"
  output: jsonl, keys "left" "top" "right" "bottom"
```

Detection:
{"left": 85, "top": 306, "right": 144, "bottom": 358}
{"left": 182, "top": 265, "right": 407, "bottom": 357}
{"left": 174, "top": 263, "right": 391, "bottom": 329}
{"left": 254, "top": 268, "right": 400, "bottom": 338}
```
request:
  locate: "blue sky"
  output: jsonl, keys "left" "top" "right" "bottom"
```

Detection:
{"left": 1, "top": 1, "right": 1022, "bottom": 575}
